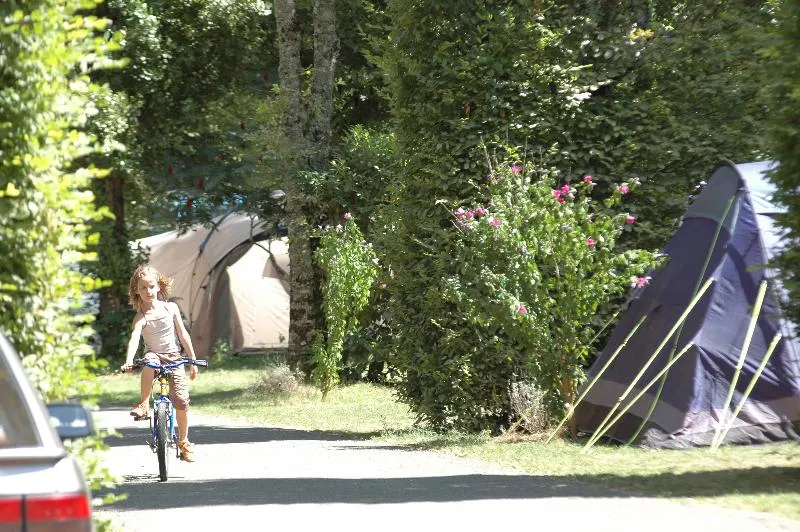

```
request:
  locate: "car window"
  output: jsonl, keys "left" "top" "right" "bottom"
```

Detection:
{"left": 0, "top": 357, "right": 40, "bottom": 448}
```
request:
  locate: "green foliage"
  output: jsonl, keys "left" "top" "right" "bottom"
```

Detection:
{"left": 443, "top": 155, "right": 660, "bottom": 420}
{"left": 84, "top": 0, "right": 278, "bottom": 363}
{"left": 292, "top": 126, "right": 401, "bottom": 380}
{"left": 312, "top": 217, "right": 379, "bottom": 396}
{"left": 765, "top": 0, "right": 800, "bottom": 323}
{"left": 562, "top": 1, "right": 773, "bottom": 250}
{"left": 0, "top": 0, "right": 122, "bottom": 525}
{"left": 377, "top": 0, "right": 770, "bottom": 431}
{"left": 0, "top": 0, "right": 113, "bottom": 396}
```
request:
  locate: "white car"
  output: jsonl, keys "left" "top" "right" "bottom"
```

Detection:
{"left": 0, "top": 332, "right": 94, "bottom": 531}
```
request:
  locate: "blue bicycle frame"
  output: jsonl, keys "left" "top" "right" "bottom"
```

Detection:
{"left": 133, "top": 358, "right": 207, "bottom": 481}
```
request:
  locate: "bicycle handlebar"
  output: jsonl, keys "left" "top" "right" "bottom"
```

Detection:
{"left": 130, "top": 358, "right": 209, "bottom": 370}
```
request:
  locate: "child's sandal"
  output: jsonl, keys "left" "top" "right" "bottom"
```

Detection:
{"left": 178, "top": 440, "right": 195, "bottom": 462}
{"left": 129, "top": 401, "right": 149, "bottom": 420}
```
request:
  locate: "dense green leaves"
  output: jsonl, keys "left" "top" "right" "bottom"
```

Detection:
{"left": 0, "top": 0, "right": 114, "bottom": 396}
{"left": 766, "top": 0, "right": 800, "bottom": 324}
{"left": 443, "top": 158, "right": 660, "bottom": 419}
{"left": 377, "top": 0, "right": 775, "bottom": 431}
{"left": 0, "top": 2, "right": 122, "bottom": 526}
{"left": 312, "top": 217, "right": 379, "bottom": 395}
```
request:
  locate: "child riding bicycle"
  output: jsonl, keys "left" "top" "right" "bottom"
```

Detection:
{"left": 121, "top": 265, "right": 200, "bottom": 462}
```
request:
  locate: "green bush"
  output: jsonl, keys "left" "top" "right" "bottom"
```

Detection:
{"left": 442, "top": 154, "right": 660, "bottom": 421}
{"left": 766, "top": 0, "right": 800, "bottom": 323}
{"left": 312, "top": 217, "right": 379, "bottom": 396}
{"left": 377, "top": 0, "right": 770, "bottom": 432}
{"left": 0, "top": 1, "right": 123, "bottom": 527}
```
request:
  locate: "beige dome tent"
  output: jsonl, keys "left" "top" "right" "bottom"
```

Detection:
{"left": 133, "top": 213, "right": 290, "bottom": 359}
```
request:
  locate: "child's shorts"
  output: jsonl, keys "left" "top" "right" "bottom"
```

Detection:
{"left": 142, "top": 351, "right": 191, "bottom": 411}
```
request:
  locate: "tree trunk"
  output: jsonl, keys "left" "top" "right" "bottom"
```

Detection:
{"left": 275, "top": 0, "right": 319, "bottom": 371}
{"left": 274, "top": 0, "right": 303, "bottom": 148}
{"left": 309, "top": 0, "right": 339, "bottom": 170}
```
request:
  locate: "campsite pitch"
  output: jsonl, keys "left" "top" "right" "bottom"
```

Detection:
{"left": 94, "top": 408, "right": 800, "bottom": 532}
{"left": 92, "top": 360, "right": 800, "bottom": 522}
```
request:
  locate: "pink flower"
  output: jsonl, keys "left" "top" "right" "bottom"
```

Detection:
{"left": 619, "top": 184, "right": 630, "bottom": 195}
{"left": 465, "top": 210, "right": 474, "bottom": 219}
{"left": 583, "top": 175, "right": 593, "bottom": 183}
{"left": 518, "top": 305, "right": 527, "bottom": 314}
{"left": 455, "top": 207, "right": 466, "bottom": 219}
{"left": 631, "top": 276, "right": 652, "bottom": 288}
{"left": 625, "top": 214, "right": 636, "bottom": 224}
{"left": 552, "top": 189, "right": 562, "bottom": 198}
{"left": 489, "top": 217, "right": 502, "bottom": 228}
{"left": 343, "top": 212, "right": 352, "bottom": 220}
{"left": 511, "top": 165, "right": 523, "bottom": 174}
{"left": 557, "top": 197, "right": 565, "bottom": 204}
{"left": 474, "top": 207, "right": 486, "bottom": 217}
{"left": 560, "top": 184, "right": 571, "bottom": 196}
{"left": 587, "top": 237, "right": 596, "bottom": 247}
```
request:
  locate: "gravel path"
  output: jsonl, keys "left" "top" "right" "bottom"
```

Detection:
{"left": 94, "top": 406, "right": 800, "bottom": 532}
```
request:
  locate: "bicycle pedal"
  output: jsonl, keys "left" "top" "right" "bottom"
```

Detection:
{"left": 132, "top": 414, "right": 150, "bottom": 421}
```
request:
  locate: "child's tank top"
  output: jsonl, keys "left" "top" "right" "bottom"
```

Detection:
{"left": 141, "top": 309, "right": 181, "bottom": 354}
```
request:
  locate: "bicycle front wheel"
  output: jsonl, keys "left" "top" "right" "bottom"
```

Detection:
{"left": 155, "top": 402, "right": 170, "bottom": 481}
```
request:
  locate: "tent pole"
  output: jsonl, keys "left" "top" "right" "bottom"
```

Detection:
{"left": 711, "top": 333, "right": 783, "bottom": 450}
{"left": 586, "top": 307, "right": 623, "bottom": 347}
{"left": 583, "top": 342, "right": 694, "bottom": 451}
{"left": 544, "top": 313, "right": 649, "bottom": 444}
{"left": 711, "top": 280, "right": 768, "bottom": 448}
{"left": 626, "top": 192, "right": 738, "bottom": 445}
{"left": 581, "top": 278, "right": 715, "bottom": 452}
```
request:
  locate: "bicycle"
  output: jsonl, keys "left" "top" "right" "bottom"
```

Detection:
{"left": 130, "top": 357, "right": 208, "bottom": 481}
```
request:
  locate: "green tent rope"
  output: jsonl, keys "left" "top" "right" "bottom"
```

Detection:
{"left": 625, "top": 192, "right": 738, "bottom": 446}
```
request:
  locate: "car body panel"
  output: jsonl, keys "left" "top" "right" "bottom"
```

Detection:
{"left": 0, "top": 333, "right": 93, "bottom": 530}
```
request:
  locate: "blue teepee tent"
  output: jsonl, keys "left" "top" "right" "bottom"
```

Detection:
{"left": 574, "top": 161, "right": 800, "bottom": 448}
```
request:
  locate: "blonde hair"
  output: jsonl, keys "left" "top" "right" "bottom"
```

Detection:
{"left": 128, "top": 265, "right": 173, "bottom": 312}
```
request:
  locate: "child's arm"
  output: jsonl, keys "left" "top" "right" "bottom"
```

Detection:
{"left": 121, "top": 313, "right": 146, "bottom": 372}
{"left": 170, "top": 302, "right": 199, "bottom": 380}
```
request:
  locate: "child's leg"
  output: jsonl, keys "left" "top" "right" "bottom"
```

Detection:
{"left": 169, "top": 367, "right": 191, "bottom": 442}
{"left": 176, "top": 409, "right": 189, "bottom": 441}
{"left": 139, "top": 352, "right": 161, "bottom": 403}
{"left": 139, "top": 367, "right": 155, "bottom": 403}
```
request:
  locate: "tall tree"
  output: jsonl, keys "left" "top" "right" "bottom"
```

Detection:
{"left": 274, "top": 0, "right": 340, "bottom": 369}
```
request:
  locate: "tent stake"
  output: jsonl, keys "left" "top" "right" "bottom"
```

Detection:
{"left": 711, "top": 280, "right": 768, "bottom": 448}
{"left": 712, "top": 333, "right": 782, "bottom": 450}
{"left": 544, "top": 314, "right": 648, "bottom": 444}
{"left": 581, "top": 277, "right": 715, "bottom": 452}
{"left": 584, "top": 342, "right": 694, "bottom": 451}
{"left": 627, "top": 192, "right": 738, "bottom": 445}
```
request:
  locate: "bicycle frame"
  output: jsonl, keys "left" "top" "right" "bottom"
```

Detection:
{"left": 132, "top": 358, "right": 207, "bottom": 481}
{"left": 146, "top": 364, "right": 178, "bottom": 455}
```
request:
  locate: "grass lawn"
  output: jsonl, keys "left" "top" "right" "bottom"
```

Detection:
{"left": 91, "top": 356, "right": 800, "bottom": 520}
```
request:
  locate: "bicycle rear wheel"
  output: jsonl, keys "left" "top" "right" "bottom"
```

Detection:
{"left": 155, "top": 402, "right": 170, "bottom": 481}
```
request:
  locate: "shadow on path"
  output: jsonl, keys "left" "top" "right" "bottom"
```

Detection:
{"left": 103, "top": 424, "right": 378, "bottom": 447}
{"left": 101, "top": 467, "right": 800, "bottom": 511}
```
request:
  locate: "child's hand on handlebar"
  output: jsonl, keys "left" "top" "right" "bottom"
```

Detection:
{"left": 120, "top": 363, "right": 135, "bottom": 373}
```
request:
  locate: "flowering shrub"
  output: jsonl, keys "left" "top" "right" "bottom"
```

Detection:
{"left": 311, "top": 216, "right": 379, "bottom": 396}
{"left": 443, "top": 156, "right": 661, "bottom": 419}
